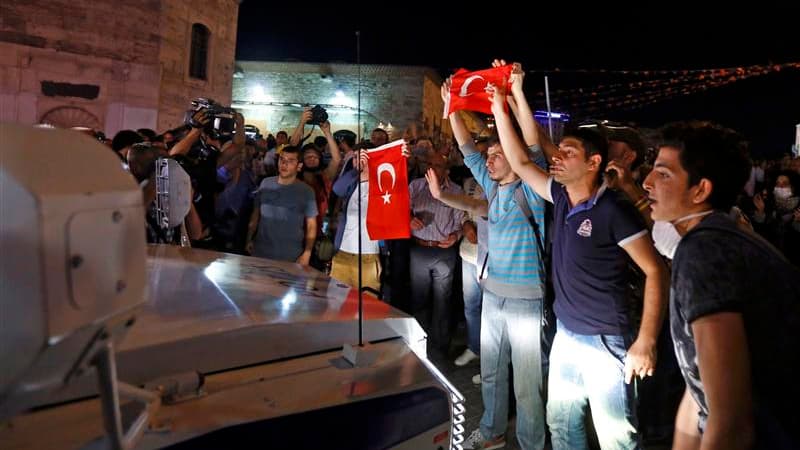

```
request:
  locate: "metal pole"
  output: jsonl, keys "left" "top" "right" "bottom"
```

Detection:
{"left": 356, "top": 30, "right": 363, "bottom": 347}
{"left": 544, "top": 75, "right": 554, "bottom": 140}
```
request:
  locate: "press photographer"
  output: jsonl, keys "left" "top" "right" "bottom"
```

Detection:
{"left": 167, "top": 98, "right": 245, "bottom": 246}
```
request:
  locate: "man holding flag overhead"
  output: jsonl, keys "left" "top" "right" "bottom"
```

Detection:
{"left": 445, "top": 65, "right": 514, "bottom": 117}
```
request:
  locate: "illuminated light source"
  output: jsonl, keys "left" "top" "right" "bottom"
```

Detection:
{"left": 251, "top": 84, "right": 273, "bottom": 103}
{"left": 329, "top": 91, "right": 355, "bottom": 108}
{"left": 534, "top": 110, "right": 570, "bottom": 122}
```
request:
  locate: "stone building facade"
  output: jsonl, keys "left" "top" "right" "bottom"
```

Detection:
{"left": 232, "top": 61, "right": 486, "bottom": 143}
{"left": 0, "top": 0, "right": 239, "bottom": 136}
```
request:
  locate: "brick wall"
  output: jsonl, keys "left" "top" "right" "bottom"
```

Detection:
{"left": 0, "top": 0, "right": 239, "bottom": 135}
{"left": 157, "top": 0, "right": 239, "bottom": 132}
{"left": 232, "top": 61, "right": 452, "bottom": 143}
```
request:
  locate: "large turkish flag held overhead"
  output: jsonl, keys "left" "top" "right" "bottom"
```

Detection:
{"left": 366, "top": 140, "right": 410, "bottom": 240}
{"left": 445, "top": 65, "right": 513, "bottom": 116}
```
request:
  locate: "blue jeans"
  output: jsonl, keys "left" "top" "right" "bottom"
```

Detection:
{"left": 479, "top": 289, "right": 545, "bottom": 450}
{"left": 547, "top": 320, "right": 639, "bottom": 450}
{"left": 462, "top": 259, "right": 482, "bottom": 355}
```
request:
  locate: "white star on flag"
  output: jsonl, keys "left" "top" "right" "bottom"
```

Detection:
{"left": 382, "top": 192, "right": 392, "bottom": 204}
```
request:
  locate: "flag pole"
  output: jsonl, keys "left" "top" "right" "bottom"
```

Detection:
{"left": 356, "top": 30, "right": 364, "bottom": 348}
{"left": 544, "top": 75, "right": 554, "bottom": 140}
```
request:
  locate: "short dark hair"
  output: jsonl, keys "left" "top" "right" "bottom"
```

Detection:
{"left": 276, "top": 130, "right": 288, "bottom": 138}
{"left": 657, "top": 121, "right": 750, "bottom": 211}
{"left": 302, "top": 142, "right": 321, "bottom": 156}
{"left": 608, "top": 127, "right": 647, "bottom": 170}
{"left": 333, "top": 129, "right": 356, "bottom": 148}
{"left": 486, "top": 134, "right": 501, "bottom": 148}
{"left": 371, "top": 128, "right": 389, "bottom": 139}
{"left": 280, "top": 145, "right": 301, "bottom": 157}
{"left": 127, "top": 142, "right": 159, "bottom": 183}
{"left": 562, "top": 125, "right": 609, "bottom": 180}
{"left": 112, "top": 130, "right": 144, "bottom": 152}
{"left": 313, "top": 136, "right": 328, "bottom": 149}
{"left": 137, "top": 128, "right": 157, "bottom": 141}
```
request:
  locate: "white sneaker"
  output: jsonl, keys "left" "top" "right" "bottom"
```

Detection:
{"left": 454, "top": 348, "right": 479, "bottom": 366}
{"left": 463, "top": 428, "right": 505, "bottom": 449}
{"left": 472, "top": 373, "right": 481, "bottom": 385}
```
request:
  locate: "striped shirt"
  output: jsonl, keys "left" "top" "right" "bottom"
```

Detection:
{"left": 459, "top": 177, "right": 486, "bottom": 265}
{"left": 462, "top": 142, "right": 547, "bottom": 300}
{"left": 409, "top": 177, "right": 466, "bottom": 241}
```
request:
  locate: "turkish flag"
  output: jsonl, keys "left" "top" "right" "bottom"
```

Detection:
{"left": 445, "top": 65, "right": 513, "bottom": 117}
{"left": 366, "top": 140, "right": 411, "bottom": 240}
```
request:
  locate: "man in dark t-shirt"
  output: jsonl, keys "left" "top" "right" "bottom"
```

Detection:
{"left": 643, "top": 121, "right": 800, "bottom": 449}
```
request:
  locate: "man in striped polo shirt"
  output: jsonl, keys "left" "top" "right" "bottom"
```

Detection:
{"left": 445, "top": 90, "right": 549, "bottom": 449}
{"left": 408, "top": 154, "right": 466, "bottom": 356}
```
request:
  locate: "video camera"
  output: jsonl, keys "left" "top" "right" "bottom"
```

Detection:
{"left": 186, "top": 98, "right": 237, "bottom": 140}
{"left": 308, "top": 105, "right": 328, "bottom": 126}
{"left": 244, "top": 124, "right": 261, "bottom": 140}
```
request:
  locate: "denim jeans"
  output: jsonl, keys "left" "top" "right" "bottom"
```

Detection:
{"left": 462, "top": 259, "right": 482, "bottom": 355}
{"left": 479, "top": 289, "right": 545, "bottom": 450}
{"left": 547, "top": 320, "right": 639, "bottom": 450}
{"left": 409, "top": 245, "right": 457, "bottom": 352}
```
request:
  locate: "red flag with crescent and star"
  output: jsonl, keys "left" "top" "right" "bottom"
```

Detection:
{"left": 445, "top": 65, "right": 513, "bottom": 117}
{"left": 366, "top": 139, "right": 411, "bottom": 240}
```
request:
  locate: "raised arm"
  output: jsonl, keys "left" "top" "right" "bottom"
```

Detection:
{"left": 425, "top": 168, "right": 488, "bottom": 216}
{"left": 289, "top": 108, "right": 313, "bottom": 147}
{"left": 217, "top": 111, "right": 246, "bottom": 168}
{"left": 169, "top": 109, "right": 206, "bottom": 157}
{"left": 487, "top": 83, "right": 551, "bottom": 199}
{"left": 442, "top": 78, "right": 475, "bottom": 150}
{"left": 319, "top": 120, "right": 342, "bottom": 180}
{"left": 495, "top": 59, "right": 559, "bottom": 162}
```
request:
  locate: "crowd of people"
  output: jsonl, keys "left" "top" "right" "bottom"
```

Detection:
{"left": 73, "top": 61, "right": 799, "bottom": 450}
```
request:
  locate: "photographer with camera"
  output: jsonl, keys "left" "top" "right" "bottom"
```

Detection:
{"left": 166, "top": 99, "right": 246, "bottom": 248}
{"left": 289, "top": 105, "right": 327, "bottom": 147}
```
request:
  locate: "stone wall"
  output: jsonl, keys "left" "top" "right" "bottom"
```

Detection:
{"left": 157, "top": 0, "right": 239, "bottom": 132}
{"left": 0, "top": 0, "right": 239, "bottom": 135}
{"left": 232, "top": 61, "right": 450, "bottom": 143}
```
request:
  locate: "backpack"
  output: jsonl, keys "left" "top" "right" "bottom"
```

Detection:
{"left": 481, "top": 181, "right": 556, "bottom": 332}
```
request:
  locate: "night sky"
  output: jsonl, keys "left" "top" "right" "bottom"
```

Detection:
{"left": 236, "top": 6, "right": 800, "bottom": 157}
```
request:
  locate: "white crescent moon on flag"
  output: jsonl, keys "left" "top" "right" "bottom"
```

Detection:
{"left": 459, "top": 75, "right": 485, "bottom": 97}
{"left": 376, "top": 162, "right": 396, "bottom": 192}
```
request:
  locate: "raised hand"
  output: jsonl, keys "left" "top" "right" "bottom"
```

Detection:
{"left": 300, "top": 107, "right": 313, "bottom": 125}
{"left": 425, "top": 168, "right": 442, "bottom": 199}
{"left": 440, "top": 76, "right": 452, "bottom": 102}
{"left": 356, "top": 149, "right": 370, "bottom": 172}
{"left": 320, "top": 120, "right": 332, "bottom": 135}
{"left": 485, "top": 83, "right": 507, "bottom": 116}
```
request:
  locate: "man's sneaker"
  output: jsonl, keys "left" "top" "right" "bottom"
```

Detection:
{"left": 454, "top": 348, "right": 479, "bottom": 366}
{"left": 472, "top": 373, "right": 482, "bottom": 385}
{"left": 463, "top": 428, "right": 505, "bottom": 450}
